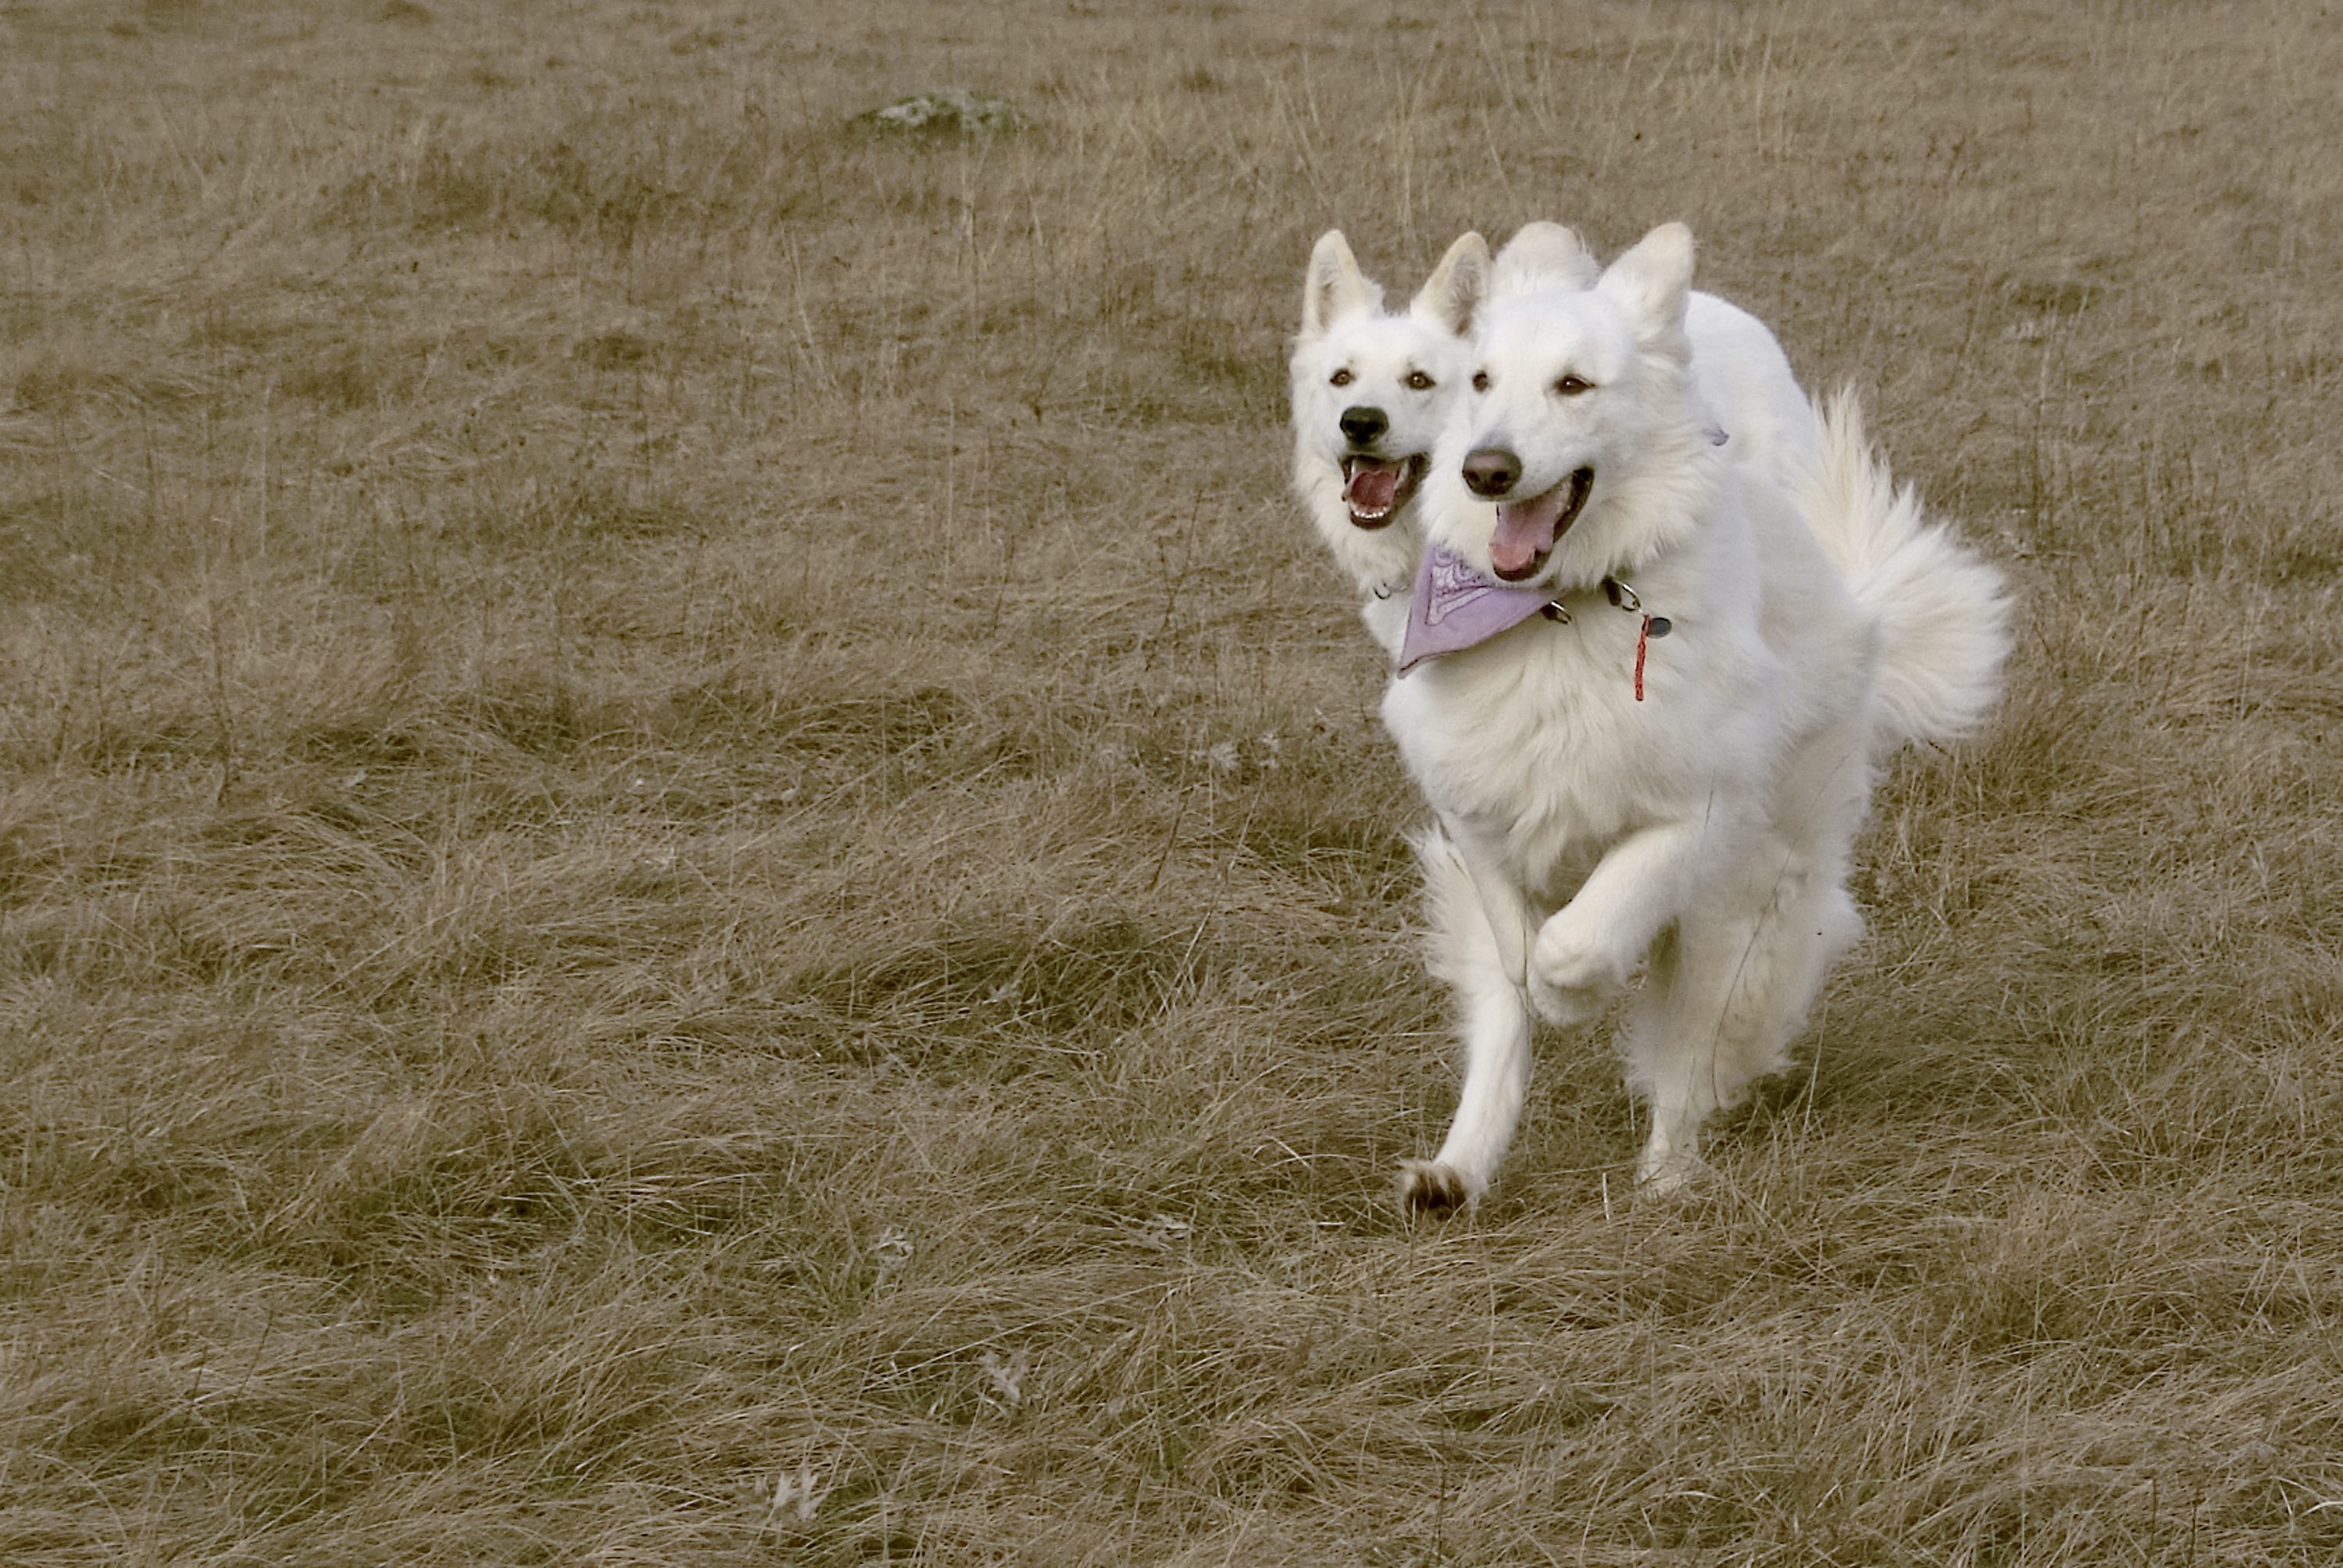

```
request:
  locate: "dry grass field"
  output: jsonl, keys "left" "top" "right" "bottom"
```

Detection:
{"left": 4, "top": 0, "right": 2342, "bottom": 1561}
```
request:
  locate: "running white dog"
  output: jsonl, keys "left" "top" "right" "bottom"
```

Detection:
{"left": 1380, "top": 223, "right": 2009, "bottom": 1210}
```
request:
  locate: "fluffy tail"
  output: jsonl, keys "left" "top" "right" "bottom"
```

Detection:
{"left": 1806, "top": 387, "right": 2011, "bottom": 750}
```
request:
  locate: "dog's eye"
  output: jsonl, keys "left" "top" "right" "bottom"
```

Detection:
{"left": 1405, "top": 370, "right": 1435, "bottom": 391}
{"left": 1330, "top": 368, "right": 1353, "bottom": 387}
{"left": 1471, "top": 371, "right": 1489, "bottom": 393}
{"left": 1554, "top": 375, "right": 1594, "bottom": 396}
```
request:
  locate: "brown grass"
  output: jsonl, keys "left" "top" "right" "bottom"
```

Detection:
{"left": 5, "top": 0, "right": 2342, "bottom": 1562}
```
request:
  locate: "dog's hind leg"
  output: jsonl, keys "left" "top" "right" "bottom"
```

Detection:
{"left": 1623, "top": 836, "right": 1863, "bottom": 1196}
{"left": 1399, "top": 825, "right": 1538, "bottom": 1214}
{"left": 1624, "top": 720, "right": 1874, "bottom": 1193}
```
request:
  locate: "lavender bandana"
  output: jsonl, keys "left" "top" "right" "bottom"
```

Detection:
{"left": 1396, "top": 543, "right": 1557, "bottom": 675}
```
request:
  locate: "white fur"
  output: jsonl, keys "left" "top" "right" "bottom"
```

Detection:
{"left": 1382, "top": 223, "right": 2009, "bottom": 1209}
{"left": 1805, "top": 387, "right": 2012, "bottom": 749}
{"left": 1289, "top": 230, "right": 1489, "bottom": 653}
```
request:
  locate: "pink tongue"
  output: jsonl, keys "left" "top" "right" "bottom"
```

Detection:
{"left": 1489, "top": 495, "right": 1563, "bottom": 578}
{"left": 1347, "top": 463, "right": 1400, "bottom": 514}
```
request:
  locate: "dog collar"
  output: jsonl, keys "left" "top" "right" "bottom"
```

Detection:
{"left": 1396, "top": 543, "right": 1670, "bottom": 686}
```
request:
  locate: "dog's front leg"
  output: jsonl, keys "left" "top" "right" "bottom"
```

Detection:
{"left": 1400, "top": 825, "right": 1539, "bottom": 1215}
{"left": 1529, "top": 817, "right": 1714, "bottom": 1022}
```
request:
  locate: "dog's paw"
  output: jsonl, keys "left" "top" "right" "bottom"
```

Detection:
{"left": 1634, "top": 1147, "right": 1713, "bottom": 1200}
{"left": 1525, "top": 970, "right": 1607, "bottom": 1027}
{"left": 1528, "top": 917, "right": 1628, "bottom": 1025}
{"left": 1396, "top": 1159, "right": 1476, "bottom": 1217}
{"left": 1532, "top": 913, "right": 1632, "bottom": 995}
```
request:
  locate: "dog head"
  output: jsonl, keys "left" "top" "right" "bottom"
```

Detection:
{"left": 1290, "top": 230, "right": 1489, "bottom": 591}
{"left": 1433, "top": 223, "right": 1717, "bottom": 590}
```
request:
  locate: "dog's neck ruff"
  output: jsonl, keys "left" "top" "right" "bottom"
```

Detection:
{"left": 1396, "top": 543, "right": 1665, "bottom": 682}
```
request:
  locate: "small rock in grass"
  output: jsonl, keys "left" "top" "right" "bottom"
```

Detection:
{"left": 857, "top": 90, "right": 1025, "bottom": 137}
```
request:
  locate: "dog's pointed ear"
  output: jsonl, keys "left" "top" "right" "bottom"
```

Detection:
{"left": 1492, "top": 222, "right": 1599, "bottom": 302}
{"left": 1409, "top": 231, "right": 1489, "bottom": 337}
{"left": 1598, "top": 223, "right": 1696, "bottom": 346}
{"left": 1303, "top": 230, "right": 1378, "bottom": 335}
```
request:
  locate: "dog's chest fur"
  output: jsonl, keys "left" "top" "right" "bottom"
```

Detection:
{"left": 1382, "top": 544, "right": 1779, "bottom": 897}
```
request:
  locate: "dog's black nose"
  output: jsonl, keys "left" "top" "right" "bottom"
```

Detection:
{"left": 1461, "top": 447, "right": 1521, "bottom": 498}
{"left": 1339, "top": 405, "right": 1388, "bottom": 445}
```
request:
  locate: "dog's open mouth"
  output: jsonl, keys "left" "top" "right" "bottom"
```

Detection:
{"left": 1342, "top": 454, "right": 1429, "bottom": 529}
{"left": 1489, "top": 467, "right": 1595, "bottom": 581}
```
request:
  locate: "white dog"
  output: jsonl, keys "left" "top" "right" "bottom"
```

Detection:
{"left": 1289, "top": 229, "right": 1490, "bottom": 654}
{"left": 1380, "top": 223, "right": 2009, "bottom": 1209}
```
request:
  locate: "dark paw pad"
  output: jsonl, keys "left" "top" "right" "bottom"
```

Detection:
{"left": 1396, "top": 1160, "right": 1471, "bottom": 1215}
